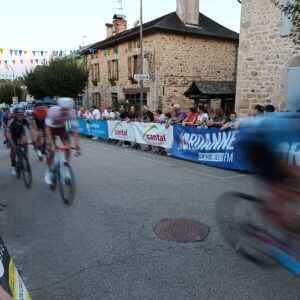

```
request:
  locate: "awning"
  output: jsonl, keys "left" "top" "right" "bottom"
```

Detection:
{"left": 123, "top": 87, "right": 150, "bottom": 94}
{"left": 184, "top": 81, "right": 236, "bottom": 99}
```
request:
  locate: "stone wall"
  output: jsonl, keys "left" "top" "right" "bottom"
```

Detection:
{"left": 236, "top": 0, "right": 300, "bottom": 115}
{"left": 87, "top": 32, "right": 238, "bottom": 113}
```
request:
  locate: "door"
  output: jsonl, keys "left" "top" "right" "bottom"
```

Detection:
{"left": 287, "top": 67, "right": 300, "bottom": 111}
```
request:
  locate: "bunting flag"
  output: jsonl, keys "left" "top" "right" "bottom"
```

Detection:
{"left": 40, "top": 51, "right": 44, "bottom": 56}
{"left": 32, "top": 51, "right": 36, "bottom": 56}
{"left": 14, "top": 50, "right": 18, "bottom": 55}
{"left": 0, "top": 49, "right": 3, "bottom": 54}
{"left": 35, "top": 59, "right": 39, "bottom": 64}
{"left": 30, "top": 59, "right": 33, "bottom": 64}
{"left": 24, "top": 50, "right": 27, "bottom": 55}
{"left": 9, "top": 50, "right": 13, "bottom": 56}
{"left": 0, "top": 60, "right": 1, "bottom": 64}
{"left": 12, "top": 60, "right": 16, "bottom": 64}
{"left": 19, "top": 50, "right": 22, "bottom": 56}
{"left": 20, "top": 60, "right": 23, "bottom": 64}
{"left": 4, "top": 60, "right": 7, "bottom": 64}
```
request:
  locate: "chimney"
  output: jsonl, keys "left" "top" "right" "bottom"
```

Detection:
{"left": 112, "top": 14, "right": 127, "bottom": 35}
{"left": 176, "top": 0, "right": 199, "bottom": 27}
{"left": 106, "top": 23, "right": 114, "bottom": 38}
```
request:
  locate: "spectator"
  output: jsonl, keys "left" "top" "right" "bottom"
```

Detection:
{"left": 84, "top": 108, "right": 93, "bottom": 120}
{"left": 221, "top": 112, "right": 239, "bottom": 130}
{"left": 253, "top": 104, "right": 264, "bottom": 116}
{"left": 126, "top": 106, "right": 139, "bottom": 122}
{"left": 265, "top": 104, "right": 275, "bottom": 113}
{"left": 92, "top": 105, "right": 101, "bottom": 120}
{"left": 102, "top": 106, "right": 116, "bottom": 120}
{"left": 165, "top": 112, "right": 173, "bottom": 129}
{"left": 141, "top": 105, "right": 154, "bottom": 122}
{"left": 119, "top": 105, "right": 129, "bottom": 120}
{"left": 196, "top": 105, "right": 209, "bottom": 128}
{"left": 78, "top": 108, "right": 85, "bottom": 119}
{"left": 172, "top": 104, "right": 186, "bottom": 124}
{"left": 208, "top": 108, "right": 226, "bottom": 128}
{"left": 154, "top": 109, "right": 166, "bottom": 123}
{"left": 182, "top": 107, "right": 198, "bottom": 127}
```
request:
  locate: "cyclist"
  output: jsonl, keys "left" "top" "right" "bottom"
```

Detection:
{"left": 2, "top": 107, "right": 13, "bottom": 144}
{"left": 6, "top": 107, "right": 35, "bottom": 175}
{"left": 241, "top": 109, "right": 300, "bottom": 254}
{"left": 32, "top": 100, "right": 47, "bottom": 158}
{"left": 44, "top": 97, "right": 80, "bottom": 185}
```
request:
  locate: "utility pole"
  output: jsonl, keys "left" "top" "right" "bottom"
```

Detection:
{"left": 139, "top": 0, "right": 144, "bottom": 114}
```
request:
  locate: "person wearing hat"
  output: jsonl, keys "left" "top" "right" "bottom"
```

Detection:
{"left": 172, "top": 103, "right": 186, "bottom": 124}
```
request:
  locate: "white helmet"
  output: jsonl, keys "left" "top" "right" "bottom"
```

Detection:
{"left": 57, "top": 97, "right": 74, "bottom": 109}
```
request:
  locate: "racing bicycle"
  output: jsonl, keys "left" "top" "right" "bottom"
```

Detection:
{"left": 50, "top": 146, "right": 79, "bottom": 205}
{"left": 215, "top": 191, "right": 300, "bottom": 277}
{"left": 15, "top": 141, "right": 32, "bottom": 189}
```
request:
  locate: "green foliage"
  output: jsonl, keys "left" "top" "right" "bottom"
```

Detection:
{"left": 0, "top": 82, "right": 22, "bottom": 104}
{"left": 272, "top": 0, "right": 300, "bottom": 43}
{"left": 23, "top": 58, "right": 88, "bottom": 99}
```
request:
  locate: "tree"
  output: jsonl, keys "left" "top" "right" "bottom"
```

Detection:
{"left": 0, "top": 82, "right": 22, "bottom": 104}
{"left": 23, "top": 58, "right": 88, "bottom": 99}
{"left": 271, "top": 0, "right": 300, "bottom": 43}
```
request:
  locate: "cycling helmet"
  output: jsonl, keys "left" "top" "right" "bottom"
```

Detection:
{"left": 13, "top": 107, "right": 25, "bottom": 114}
{"left": 57, "top": 97, "right": 74, "bottom": 109}
{"left": 35, "top": 100, "right": 44, "bottom": 108}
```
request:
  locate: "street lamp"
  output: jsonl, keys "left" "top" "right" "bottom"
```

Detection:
{"left": 5, "top": 64, "right": 16, "bottom": 96}
{"left": 139, "top": 0, "right": 144, "bottom": 114}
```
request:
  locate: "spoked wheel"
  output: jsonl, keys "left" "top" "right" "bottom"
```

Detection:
{"left": 59, "top": 162, "right": 75, "bottom": 205}
{"left": 215, "top": 192, "right": 276, "bottom": 266}
{"left": 50, "top": 169, "right": 57, "bottom": 191}
{"left": 19, "top": 152, "right": 32, "bottom": 189}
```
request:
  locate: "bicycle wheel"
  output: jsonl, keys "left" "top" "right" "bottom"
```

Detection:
{"left": 20, "top": 151, "right": 32, "bottom": 189}
{"left": 215, "top": 192, "right": 274, "bottom": 264}
{"left": 59, "top": 162, "right": 75, "bottom": 205}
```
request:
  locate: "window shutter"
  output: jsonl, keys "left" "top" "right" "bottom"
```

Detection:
{"left": 128, "top": 57, "right": 132, "bottom": 79}
{"left": 116, "top": 60, "right": 119, "bottom": 80}
{"left": 107, "top": 61, "right": 112, "bottom": 79}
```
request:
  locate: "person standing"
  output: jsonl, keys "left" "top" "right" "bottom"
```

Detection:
{"left": 196, "top": 105, "right": 209, "bottom": 128}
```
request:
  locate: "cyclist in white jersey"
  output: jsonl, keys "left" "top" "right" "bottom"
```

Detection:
{"left": 44, "top": 98, "right": 80, "bottom": 184}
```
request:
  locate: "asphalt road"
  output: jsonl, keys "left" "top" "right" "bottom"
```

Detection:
{"left": 0, "top": 135, "right": 299, "bottom": 299}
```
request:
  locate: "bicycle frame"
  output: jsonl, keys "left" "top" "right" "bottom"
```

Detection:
{"left": 53, "top": 148, "right": 68, "bottom": 184}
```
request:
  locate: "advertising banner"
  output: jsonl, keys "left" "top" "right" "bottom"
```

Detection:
{"left": 0, "top": 236, "right": 31, "bottom": 299}
{"left": 134, "top": 122, "right": 173, "bottom": 149}
{"left": 85, "top": 120, "right": 108, "bottom": 139}
{"left": 108, "top": 121, "right": 135, "bottom": 142}
{"left": 171, "top": 125, "right": 251, "bottom": 171}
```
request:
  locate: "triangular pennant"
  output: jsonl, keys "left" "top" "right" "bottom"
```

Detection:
{"left": 24, "top": 50, "right": 28, "bottom": 55}
{"left": 40, "top": 51, "right": 44, "bottom": 56}
{"left": 12, "top": 60, "right": 16, "bottom": 64}
{"left": 35, "top": 59, "right": 39, "bottom": 64}
{"left": 14, "top": 50, "right": 18, "bottom": 55}
{"left": 0, "top": 48, "right": 3, "bottom": 54}
{"left": 9, "top": 50, "right": 13, "bottom": 56}
{"left": 0, "top": 60, "right": 1, "bottom": 65}
{"left": 20, "top": 60, "right": 24, "bottom": 64}
{"left": 4, "top": 60, "right": 8, "bottom": 64}
{"left": 30, "top": 59, "right": 33, "bottom": 64}
{"left": 32, "top": 51, "right": 36, "bottom": 56}
{"left": 19, "top": 50, "right": 22, "bottom": 56}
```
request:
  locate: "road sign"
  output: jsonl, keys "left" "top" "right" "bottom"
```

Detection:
{"left": 134, "top": 74, "right": 150, "bottom": 81}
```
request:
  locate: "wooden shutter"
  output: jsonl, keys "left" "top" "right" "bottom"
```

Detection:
{"left": 107, "top": 61, "right": 112, "bottom": 79}
{"left": 128, "top": 57, "right": 132, "bottom": 79}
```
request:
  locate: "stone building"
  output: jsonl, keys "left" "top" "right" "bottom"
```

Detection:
{"left": 236, "top": 0, "right": 300, "bottom": 114}
{"left": 82, "top": 0, "right": 238, "bottom": 113}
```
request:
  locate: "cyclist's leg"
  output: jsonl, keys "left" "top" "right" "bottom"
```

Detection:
{"left": 10, "top": 135, "right": 17, "bottom": 167}
{"left": 20, "top": 135, "right": 28, "bottom": 155}
{"left": 46, "top": 128, "right": 55, "bottom": 167}
{"left": 57, "top": 128, "right": 71, "bottom": 161}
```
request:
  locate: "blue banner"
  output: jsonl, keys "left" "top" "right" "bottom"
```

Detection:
{"left": 78, "top": 120, "right": 108, "bottom": 139}
{"left": 171, "top": 125, "right": 251, "bottom": 171}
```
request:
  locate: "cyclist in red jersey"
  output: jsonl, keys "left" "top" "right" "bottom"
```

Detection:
{"left": 32, "top": 101, "right": 47, "bottom": 158}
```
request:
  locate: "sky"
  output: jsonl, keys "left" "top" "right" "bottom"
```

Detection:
{"left": 0, "top": 0, "right": 241, "bottom": 77}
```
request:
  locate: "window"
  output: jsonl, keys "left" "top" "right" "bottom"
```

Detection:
{"left": 125, "top": 93, "right": 147, "bottom": 108}
{"left": 111, "top": 93, "right": 118, "bottom": 109}
{"left": 75, "top": 96, "right": 83, "bottom": 108}
{"left": 281, "top": 0, "right": 293, "bottom": 37}
{"left": 108, "top": 60, "right": 119, "bottom": 80}
{"left": 286, "top": 66, "right": 300, "bottom": 111}
{"left": 95, "top": 63, "right": 100, "bottom": 82}
{"left": 133, "top": 55, "right": 140, "bottom": 75}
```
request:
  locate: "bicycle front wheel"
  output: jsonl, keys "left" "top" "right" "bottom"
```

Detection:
{"left": 59, "top": 162, "right": 75, "bottom": 205}
{"left": 215, "top": 192, "right": 274, "bottom": 264}
{"left": 20, "top": 152, "right": 32, "bottom": 189}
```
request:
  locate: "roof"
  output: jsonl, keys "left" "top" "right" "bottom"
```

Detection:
{"left": 184, "top": 81, "right": 236, "bottom": 98}
{"left": 82, "top": 12, "right": 239, "bottom": 53}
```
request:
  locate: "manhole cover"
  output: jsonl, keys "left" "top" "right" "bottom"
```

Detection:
{"left": 154, "top": 218, "right": 209, "bottom": 243}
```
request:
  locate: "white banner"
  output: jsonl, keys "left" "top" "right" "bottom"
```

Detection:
{"left": 108, "top": 121, "right": 135, "bottom": 142}
{"left": 134, "top": 122, "right": 173, "bottom": 149}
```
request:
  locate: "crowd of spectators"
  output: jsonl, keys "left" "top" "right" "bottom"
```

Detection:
{"left": 75, "top": 102, "right": 277, "bottom": 131}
